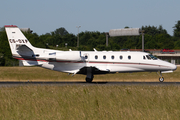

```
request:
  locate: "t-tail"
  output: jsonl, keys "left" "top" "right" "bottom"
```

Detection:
{"left": 5, "top": 25, "right": 37, "bottom": 66}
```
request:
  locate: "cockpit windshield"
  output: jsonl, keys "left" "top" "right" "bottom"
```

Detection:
{"left": 149, "top": 54, "right": 158, "bottom": 60}
{"left": 146, "top": 55, "right": 151, "bottom": 60}
{"left": 145, "top": 55, "right": 158, "bottom": 60}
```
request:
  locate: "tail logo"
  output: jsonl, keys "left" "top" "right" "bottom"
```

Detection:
{"left": 9, "top": 39, "right": 28, "bottom": 44}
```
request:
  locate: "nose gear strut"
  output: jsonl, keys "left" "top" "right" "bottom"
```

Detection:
{"left": 157, "top": 71, "right": 164, "bottom": 82}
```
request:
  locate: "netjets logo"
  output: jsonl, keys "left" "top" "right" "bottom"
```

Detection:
{"left": 9, "top": 39, "right": 28, "bottom": 43}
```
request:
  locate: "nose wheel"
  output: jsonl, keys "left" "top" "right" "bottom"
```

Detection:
{"left": 159, "top": 77, "right": 164, "bottom": 82}
{"left": 157, "top": 71, "right": 164, "bottom": 82}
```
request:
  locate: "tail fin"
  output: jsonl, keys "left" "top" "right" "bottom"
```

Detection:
{"left": 5, "top": 25, "right": 38, "bottom": 66}
{"left": 5, "top": 25, "right": 34, "bottom": 55}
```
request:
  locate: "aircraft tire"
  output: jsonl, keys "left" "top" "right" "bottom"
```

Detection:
{"left": 159, "top": 77, "right": 164, "bottom": 82}
{"left": 86, "top": 77, "right": 93, "bottom": 83}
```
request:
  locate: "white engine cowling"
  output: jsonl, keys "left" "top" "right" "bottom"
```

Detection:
{"left": 56, "top": 51, "right": 81, "bottom": 61}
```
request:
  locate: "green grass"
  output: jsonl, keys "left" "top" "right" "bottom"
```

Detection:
{"left": 0, "top": 66, "right": 179, "bottom": 82}
{"left": 0, "top": 67, "right": 180, "bottom": 119}
{"left": 0, "top": 85, "right": 180, "bottom": 119}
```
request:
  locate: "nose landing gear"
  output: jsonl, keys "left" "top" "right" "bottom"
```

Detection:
{"left": 159, "top": 77, "right": 164, "bottom": 82}
{"left": 157, "top": 71, "right": 164, "bottom": 82}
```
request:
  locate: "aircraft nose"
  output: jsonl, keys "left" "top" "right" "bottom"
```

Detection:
{"left": 173, "top": 65, "right": 177, "bottom": 71}
{"left": 171, "top": 64, "right": 177, "bottom": 71}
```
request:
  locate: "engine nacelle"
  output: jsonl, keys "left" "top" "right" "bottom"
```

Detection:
{"left": 56, "top": 51, "right": 81, "bottom": 61}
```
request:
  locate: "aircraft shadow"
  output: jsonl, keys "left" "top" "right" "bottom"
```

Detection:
{"left": 0, "top": 81, "right": 180, "bottom": 86}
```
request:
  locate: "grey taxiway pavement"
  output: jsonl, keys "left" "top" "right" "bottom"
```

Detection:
{"left": 0, "top": 81, "right": 180, "bottom": 87}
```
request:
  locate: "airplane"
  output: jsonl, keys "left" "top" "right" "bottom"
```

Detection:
{"left": 5, "top": 25, "right": 177, "bottom": 82}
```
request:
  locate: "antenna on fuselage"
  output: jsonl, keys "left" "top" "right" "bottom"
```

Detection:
{"left": 93, "top": 48, "right": 97, "bottom": 52}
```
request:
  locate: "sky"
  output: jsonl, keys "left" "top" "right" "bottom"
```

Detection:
{"left": 0, "top": 0, "right": 180, "bottom": 36}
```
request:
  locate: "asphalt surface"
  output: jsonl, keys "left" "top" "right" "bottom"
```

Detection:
{"left": 0, "top": 81, "right": 180, "bottom": 87}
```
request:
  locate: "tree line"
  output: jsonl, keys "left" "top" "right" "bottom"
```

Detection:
{"left": 0, "top": 21, "right": 180, "bottom": 66}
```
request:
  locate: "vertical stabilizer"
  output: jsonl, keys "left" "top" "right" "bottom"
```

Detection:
{"left": 5, "top": 25, "right": 34, "bottom": 55}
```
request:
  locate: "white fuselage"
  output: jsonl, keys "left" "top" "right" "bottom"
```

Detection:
{"left": 14, "top": 47, "right": 177, "bottom": 75}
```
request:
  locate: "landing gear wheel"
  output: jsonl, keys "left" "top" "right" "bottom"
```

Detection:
{"left": 86, "top": 77, "right": 93, "bottom": 83}
{"left": 159, "top": 77, "right": 164, "bottom": 82}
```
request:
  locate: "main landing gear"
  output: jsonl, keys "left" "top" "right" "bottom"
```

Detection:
{"left": 85, "top": 67, "right": 94, "bottom": 83}
{"left": 157, "top": 71, "right": 164, "bottom": 82}
{"left": 86, "top": 76, "right": 94, "bottom": 83}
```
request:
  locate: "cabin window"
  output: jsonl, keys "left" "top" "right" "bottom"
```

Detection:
{"left": 103, "top": 55, "right": 106, "bottom": 59}
{"left": 111, "top": 55, "right": 114, "bottom": 59}
{"left": 95, "top": 55, "right": 98, "bottom": 59}
{"left": 128, "top": 55, "right": 131, "bottom": 60}
{"left": 85, "top": 55, "right": 88, "bottom": 59}
{"left": 120, "top": 55, "right": 123, "bottom": 59}
{"left": 143, "top": 56, "right": 146, "bottom": 59}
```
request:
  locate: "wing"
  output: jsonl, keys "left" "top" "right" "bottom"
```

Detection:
{"left": 77, "top": 66, "right": 110, "bottom": 75}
